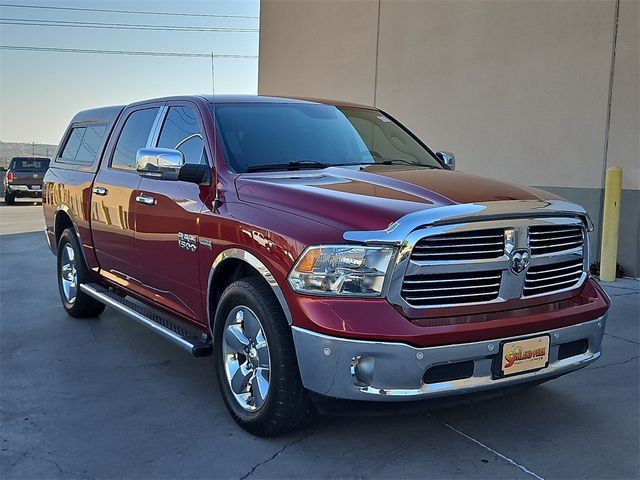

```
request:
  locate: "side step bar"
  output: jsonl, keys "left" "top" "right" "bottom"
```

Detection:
{"left": 80, "top": 283, "right": 212, "bottom": 357}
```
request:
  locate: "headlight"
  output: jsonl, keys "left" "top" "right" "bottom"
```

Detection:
{"left": 288, "top": 245, "right": 395, "bottom": 297}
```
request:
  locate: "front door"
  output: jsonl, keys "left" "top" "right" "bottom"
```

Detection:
{"left": 91, "top": 105, "right": 161, "bottom": 288}
{"left": 133, "top": 102, "right": 212, "bottom": 322}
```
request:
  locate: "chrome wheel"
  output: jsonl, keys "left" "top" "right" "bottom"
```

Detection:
{"left": 60, "top": 243, "right": 78, "bottom": 304}
{"left": 222, "top": 306, "right": 271, "bottom": 412}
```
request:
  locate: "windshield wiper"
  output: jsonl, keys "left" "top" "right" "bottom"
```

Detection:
{"left": 377, "top": 158, "right": 439, "bottom": 168}
{"left": 247, "top": 160, "right": 332, "bottom": 172}
{"left": 246, "top": 160, "right": 376, "bottom": 172}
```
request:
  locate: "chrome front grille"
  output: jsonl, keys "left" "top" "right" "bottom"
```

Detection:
{"left": 401, "top": 271, "right": 501, "bottom": 307}
{"left": 524, "top": 259, "right": 584, "bottom": 297}
{"left": 529, "top": 225, "right": 583, "bottom": 256}
{"left": 411, "top": 229, "right": 505, "bottom": 261}
{"left": 396, "top": 218, "right": 587, "bottom": 309}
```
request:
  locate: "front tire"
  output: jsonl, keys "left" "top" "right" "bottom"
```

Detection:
{"left": 213, "top": 277, "right": 314, "bottom": 437}
{"left": 57, "top": 228, "right": 105, "bottom": 318}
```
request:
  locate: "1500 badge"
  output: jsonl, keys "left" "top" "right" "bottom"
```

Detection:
{"left": 178, "top": 232, "right": 197, "bottom": 252}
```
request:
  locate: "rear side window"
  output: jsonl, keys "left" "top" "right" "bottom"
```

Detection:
{"left": 9, "top": 158, "right": 50, "bottom": 170}
{"left": 111, "top": 108, "right": 159, "bottom": 170}
{"left": 59, "top": 124, "right": 108, "bottom": 164}
{"left": 157, "top": 106, "right": 207, "bottom": 165}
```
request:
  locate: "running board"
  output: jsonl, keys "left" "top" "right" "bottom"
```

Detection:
{"left": 79, "top": 283, "right": 212, "bottom": 357}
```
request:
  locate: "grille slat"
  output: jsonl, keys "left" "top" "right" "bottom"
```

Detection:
{"left": 529, "top": 225, "right": 583, "bottom": 256}
{"left": 404, "top": 291, "right": 501, "bottom": 302}
{"left": 412, "top": 249, "right": 504, "bottom": 259}
{"left": 525, "top": 269, "right": 582, "bottom": 284}
{"left": 401, "top": 270, "right": 502, "bottom": 307}
{"left": 524, "top": 278, "right": 581, "bottom": 292}
{"left": 417, "top": 234, "right": 504, "bottom": 242}
{"left": 529, "top": 234, "right": 583, "bottom": 243}
{"left": 523, "top": 259, "right": 584, "bottom": 297}
{"left": 413, "top": 241, "right": 504, "bottom": 249}
{"left": 529, "top": 226, "right": 580, "bottom": 235}
{"left": 403, "top": 282, "right": 500, "bottom": 293}
{"left": 526, "top": 260, "right": 583, "bottom": 276}
{"left": 411, "top": 228, "right": 504, "bottom": 262}
{"left": 403, "top": 275, "right": 501, "bottom": 284}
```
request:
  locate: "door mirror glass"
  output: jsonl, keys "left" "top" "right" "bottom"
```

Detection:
{"left": 136, "top": 147, "right": 185, "bottom": 181}
{"left": 436, "top": 151, "right": 455, "bottom": 170}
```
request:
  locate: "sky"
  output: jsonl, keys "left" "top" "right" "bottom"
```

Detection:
{"left": 0, "top": 0, "right": 260, "bottom": 144}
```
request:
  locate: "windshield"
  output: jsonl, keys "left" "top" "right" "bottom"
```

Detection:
{"left": 212, "top": 103, "right": 442, "bottom": 172}
{"left": 10, "top": 158, "right": 50, "bottom": 170}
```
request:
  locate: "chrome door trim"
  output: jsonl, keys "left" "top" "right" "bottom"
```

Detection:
{"left": 147, "top": 106, "right": 169, "bottom": 148}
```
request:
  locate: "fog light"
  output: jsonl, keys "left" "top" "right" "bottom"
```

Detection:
{"left": 351, "top": 355, "right": 375, "bottom": 387}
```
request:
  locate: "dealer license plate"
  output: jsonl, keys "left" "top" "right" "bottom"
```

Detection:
{"left": 501, "top": 335, "right": 550, "bottom": 376}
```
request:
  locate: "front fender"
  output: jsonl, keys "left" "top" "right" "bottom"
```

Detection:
{"left": 206, "top": 248, "right": 294, "bottom": 328}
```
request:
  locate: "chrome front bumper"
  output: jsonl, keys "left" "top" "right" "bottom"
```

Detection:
{"left": 292, "top": 316, "right": 606, "bottom": 401}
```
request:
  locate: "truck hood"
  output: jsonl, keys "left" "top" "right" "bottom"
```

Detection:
{"left": 235, "top": 165, "right": 562, "bottom": 232}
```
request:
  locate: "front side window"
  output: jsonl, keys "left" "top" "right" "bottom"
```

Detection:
{"left": 111, "top": 108, "right": 159, "bottom": 170}
{"left": 213, "top": 103, "right": 441, "bottom": 172}
{"left": 59, "top": 124, "right": 108, "bottom": 164}
{"left": 157, "top": 106, "right": 207, "bottom": 165}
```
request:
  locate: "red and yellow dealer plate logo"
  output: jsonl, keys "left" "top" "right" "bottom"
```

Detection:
{"left": 501, "top": 335, "right": 550, "bottom": 375}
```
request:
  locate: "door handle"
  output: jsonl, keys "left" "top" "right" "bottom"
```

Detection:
{"left": 136, "top": 194, "right": 157, "bottom": 206}
{"left": 92, "top": 186, "right": 108, "bottom": 196}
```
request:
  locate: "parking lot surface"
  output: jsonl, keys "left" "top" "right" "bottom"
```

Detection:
{"left": 1, "top": 202, "right": 639, "bottom": 479}
{"left": 0, "top": 199, "right": 45, "bottom": 235}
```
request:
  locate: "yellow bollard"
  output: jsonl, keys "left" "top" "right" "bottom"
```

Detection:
{"left": 599, "top": 166, "right": 623, "bottom": 281}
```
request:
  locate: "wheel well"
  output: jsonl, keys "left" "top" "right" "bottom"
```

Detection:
{"left": 54, "top": 211, "right": 74, "bottom": 247}
{"left": 207, "top": 258, "right": 267, "bottom": 330}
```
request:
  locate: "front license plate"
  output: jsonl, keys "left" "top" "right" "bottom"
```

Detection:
{"left": 501, "top": 335, "right": 550, "bottom": 376}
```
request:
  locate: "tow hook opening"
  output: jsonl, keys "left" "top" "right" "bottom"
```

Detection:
{"left": 558, "top": 338, "right": 589, "bottom": 360}
{"left": 423, "top": 360, "right": 475, "bottom": 384}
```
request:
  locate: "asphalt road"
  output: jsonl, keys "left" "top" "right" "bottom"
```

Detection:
{"left": 0, "top": 198, "right": 45, "bottom": 235}
{"left": 1, "top": 202, "right": 639, "bottom": 479}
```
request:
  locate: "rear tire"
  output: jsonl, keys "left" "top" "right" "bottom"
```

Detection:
{"left": 57, "top": 228, "right": 105, "bottom": 318}
{"left": 213, "top": 277, "right": 314, "bottom": 437}
{"left": 4, "top": 193, "right": 15, "bottom": 205}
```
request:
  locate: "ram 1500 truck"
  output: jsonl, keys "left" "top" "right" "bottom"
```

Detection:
{"left": 4, "top": 156, "right": 50, "bottom": 204}
{"left": 43, "top": 95, "right": 610, "bottom": 436}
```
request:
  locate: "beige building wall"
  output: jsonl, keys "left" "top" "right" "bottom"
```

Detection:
{"left": 258, "top": 0, "right": 379, "bottom": 105}
{"left": 259, "top": 0, "right": 640, "bottom": 276}
{"left": 607, "top": 0, "right": 639, "bottom": 191}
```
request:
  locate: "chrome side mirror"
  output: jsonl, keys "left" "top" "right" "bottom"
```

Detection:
{"left": 436, "top": 151, "right": 455, "bottom": 170}
{"left": 136, "top": 148, "right": 185, "bottom": 181}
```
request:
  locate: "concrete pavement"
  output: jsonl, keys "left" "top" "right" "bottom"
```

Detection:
{"left": 0, "top": 206, "right": 638, "bottom": 479}
{"left": 0, "top": 199, "right": 45, "bottom": 235}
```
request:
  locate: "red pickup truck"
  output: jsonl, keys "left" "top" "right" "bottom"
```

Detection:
{"left": 43, "top": 95, "right": 610, "bottom": 436}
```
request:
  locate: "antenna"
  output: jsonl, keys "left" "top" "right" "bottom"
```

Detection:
{"left": 210, "top": 51, "right": 221, "bottom": 211}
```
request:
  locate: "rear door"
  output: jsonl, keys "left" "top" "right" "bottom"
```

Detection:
{"left": 91, "top": 104, "right": 162, "bottom": 288}
{"left": 133, "top": 101, "right": 212, "bottom": 322}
